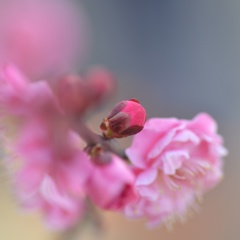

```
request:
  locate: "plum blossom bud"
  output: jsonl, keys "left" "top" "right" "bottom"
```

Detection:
{"left": 87, "top": 66, "right": 116, "bottom": 103}
{"left": 100, "top": 99, "right": 146, "bottom": 139}
{"left": 53, "top": 74, "right": 90, "bottom": 116}
{"left": 87, "top": 154, "right": 138, "bottom": 210}
{"left": 85, "top": 143, "right": 112, "bottom": 166}
{"left": 53, "top": 68, "right": 115, "bottom": 116}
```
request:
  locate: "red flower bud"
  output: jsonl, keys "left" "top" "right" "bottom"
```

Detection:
{"left": 100, "top": 99, "right": 146, "bottom": 138}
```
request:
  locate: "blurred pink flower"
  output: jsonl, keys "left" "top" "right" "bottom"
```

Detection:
{"left": 53, "top": 67, "right": 115, "bottom": 116}
{"left": 14, "top": 120, "right": 92, "bottom": 230}
{"left": 0, "top": 63, "right": 115, "bottom": 121}
{"left": 0, "top": 0, "right": 88, "bottom": 80}
{"left": 87, "top": 154, "right": 138, "bottom": 210}
{"left": 29, "top": 175, "right": 85, "bottom": 231}
{"left": 0, "top": 63, "right": 61, "bottom": 118}
{"left": 0, "top": 63, "right": 94, "bottom": 230}
{"left": 125, "top": 113, "right": 227, "bottom": 226}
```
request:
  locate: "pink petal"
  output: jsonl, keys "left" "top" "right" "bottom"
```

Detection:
{"left": 147, "top": 124, "right": 185, "bottom": 159}
{"left": 189, "top": 113, "right": 217, "bottom": 134}
{"left": 135, "top": 169, "right": 158, "bottom": 186}
{"left": 173, "top": 129, "right": 200, "bottom": 144}
{"left": 162, "top": 150, "right": 189, "bottom": 175}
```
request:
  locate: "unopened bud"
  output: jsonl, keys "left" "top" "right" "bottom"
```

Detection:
{"left": 54, "top": 74, "right": 91, "bottom": 115}
{"left": 87, "top": 66, "right": 116, "bottom": 103}
{"left": 100, "top": 99, "right": 146, "bottom": 139}
{"left": 86, "top": 144, "right": 112, "bottom": 165}
{"left": 53, "top": 68, "right": 115, "bottom": 116}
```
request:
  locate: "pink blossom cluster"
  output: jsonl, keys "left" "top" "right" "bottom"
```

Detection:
{"left": 0, "top": 0, "right": 227, "bottom": 232}
{"left": 0, "top": 63, "right": 227, "bottom": 230}
{"left": 0, "top": 63, "right": 123, "bottom": 230}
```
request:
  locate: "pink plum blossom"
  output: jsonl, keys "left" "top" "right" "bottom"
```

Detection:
{"left": 0, "top": 63, "right": 93, "bottom": 230}
{"left": 87, "top": 154, "right": 138, "bottom": 210}
{"left": 125, "top": 113, "right": 227, "bottom": 226}
{"left": 14, "top": 120, "right": 92, "bottom": 230}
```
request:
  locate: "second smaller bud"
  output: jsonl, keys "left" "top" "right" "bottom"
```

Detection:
{"left": 100, "top": 99, "right": 146, "bottom": 139}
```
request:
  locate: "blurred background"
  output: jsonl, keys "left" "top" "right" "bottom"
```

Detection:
{"left": 0, "top": 0, "right": 239, "bottom": 239}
